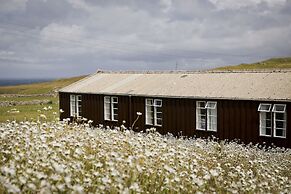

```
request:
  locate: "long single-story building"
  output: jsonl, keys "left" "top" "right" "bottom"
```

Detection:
{"left": 59, "top": 71, "right": 291, "bottom": 148}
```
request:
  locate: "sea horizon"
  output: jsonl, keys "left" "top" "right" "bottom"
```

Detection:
{"left": 0, "top": 78, "right": 54, "bottom": 86}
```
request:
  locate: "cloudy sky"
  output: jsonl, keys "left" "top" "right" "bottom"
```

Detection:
{"left": 0, "top": 0, "right": 291, "bottom": 78}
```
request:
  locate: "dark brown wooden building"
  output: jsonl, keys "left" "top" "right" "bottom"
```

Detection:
{"left": 59, "top": 71, "right": 291, "bottom": 148}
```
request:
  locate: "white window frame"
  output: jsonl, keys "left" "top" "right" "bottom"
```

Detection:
{"left": 145, "top": 98, "right": 162, "bottom": 126}
{"left": 196, "top": 101, "right": 206, "bottom": 131}
{"left": 272, "top": 104, "right": 287, "bottom": 138}
{"left": 258, "top": 103, "right": 287, "bottom": 138}
{"left": 111, "top": 97, "right": 118, "bottom": 121}
{"left": 146, "top": 99, "right": 154, "bottom": 125}
{"left": 272, "top": 104, "right": 286, "bottom": 113}
{"left": 70, "top": 94, "right": 82, "bottom": 117}
{"left": 104, "top": 96, "right": 111, "bottom": 121}
{"left": 206, "top": 101, "right": 217, "bottom": 132}
{"left": 104, "top": 96, "right": 118, "bottom": 121}
{"left": 154, "top": 99, "right": 162, "bottom": 126}
{"left": 196, "top": 101, "right": 217, "bottom": 132}
{"left": 258, "top": 103, "right": 272, "bottom": 137}
{"left": 258, "top": 103, "right": 272, "bottom": 112}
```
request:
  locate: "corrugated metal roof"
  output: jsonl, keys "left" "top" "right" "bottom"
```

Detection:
{"left": 59, "top": 71, "right": 291, "bottom": 101}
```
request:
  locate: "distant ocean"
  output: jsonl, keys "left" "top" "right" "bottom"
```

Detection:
{"left": 0, "top": 79, "right": 53, "bottom": 86}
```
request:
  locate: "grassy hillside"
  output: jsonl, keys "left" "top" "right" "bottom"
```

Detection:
{"left": 0, "top": 75, "right": 86, "bottom": 94}
{"left": 0, "top": 75, "right": 86, "bottom": 122}
{"left": 214, "top": 57, "right": 291, "bottom": 71}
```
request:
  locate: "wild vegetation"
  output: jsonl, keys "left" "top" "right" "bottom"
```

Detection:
{"left": 0, "top": 115, "right": 290, "bottom": 193}
{"left": 0, "top": 75, "right": 85, "bottom": 122}
{"left": 1, "top": 59, "right": 291, "bottom": 193}
{"left": 214, "top": 57, "right": 291, "bottom": 70}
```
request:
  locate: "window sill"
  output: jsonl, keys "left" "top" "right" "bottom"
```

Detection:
{"left": 196, "top": 128, "right": 206, "bottom": 131}
{"left": 105, "top": 119, "right": 118, "bottom": 122}
{"left": 273, "top": 135, "right": 286, "bottom": 139}
{"left": 259, "top": 134, "right": 272, "bottom": 137}
{"left": 145, "top": 124, "right": 162, "bottom": 127}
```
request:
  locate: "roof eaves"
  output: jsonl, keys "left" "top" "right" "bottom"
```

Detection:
{"left": 58, "top": 91, "right": 291, "bottom": 102}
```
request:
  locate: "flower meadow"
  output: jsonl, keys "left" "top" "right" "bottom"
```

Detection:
{"left": 0, "top": 119, "right": 291, "bottom": 193}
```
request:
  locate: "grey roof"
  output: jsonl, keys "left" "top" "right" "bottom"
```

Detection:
{"left": 59, "top": 71, "right": 291, "bottom": 102}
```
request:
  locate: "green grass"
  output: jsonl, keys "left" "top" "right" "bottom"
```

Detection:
{"left": 0, "top": 75, "right": 86, "bottom": 122}
{"left": 214, "top": 57, "right": 291, "bottom": 71}
{"left": 0, "top": 102, "right": 58, "bottom": 122}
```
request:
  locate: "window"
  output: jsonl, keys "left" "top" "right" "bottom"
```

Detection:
{"left": 258, "top": 103, "right": 287, "bottom": 138}
{"left": 206, "top": 102, "right": 217, "bottom": 132}
{"left": 196, "top": 101, "right": 217, "bottom": 132}
{"left": 273, "top": 104, "right": 286, "bottom": 138}
{"left": 70, "top": 94, "right": 82, "bottom": 117}
{"left": 146, "top": 98, "right": 162, "bottom": 126}
{"left": 196, "top": 101, "right": 206, "bottom": 130}
{"left": 258, "top": 103, "right": 272, "bottom": 112}
{"left": 258, "top": 104, "right": 272, "bottom": 136}
{"left": 104, "top": 96, "right": 118, "bottom": 121}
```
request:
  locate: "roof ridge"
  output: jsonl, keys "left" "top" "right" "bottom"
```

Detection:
{"left": 95, "top": 69, "right": 291, "bottom": 74}
{"left": 58, "top": 72, "right": 98, "bottom": 92}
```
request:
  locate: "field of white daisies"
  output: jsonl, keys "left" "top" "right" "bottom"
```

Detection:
{"left": 1, "top": 118, "right": 291, "bottom": 193}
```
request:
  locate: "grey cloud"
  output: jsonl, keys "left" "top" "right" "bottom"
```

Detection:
{"left": 0, "top": 0, "right": 290, "bottom": 78}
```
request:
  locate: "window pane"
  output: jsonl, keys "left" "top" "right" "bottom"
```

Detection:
{"left": 266, "top": 112, "right": 271, "bottom": 120}
{"left": 208, "top": 108, "right": 217, "bottom": 117}
{"left": 112, "top": 103, "right": 118, "bottom": 120}
{"left": 112, "top": 97, "right": 118, "bottom": 103}
{"left": 156, "top": 112, "right": 162, "bottom": 119}
{"left": 273, "top": 111, "right": 286, "bottom": 138}
{"left": 70, "top": 95, "right": 76, "bottom": 116}
{"left": 146, "top": 105, "right": 153, "bottom": 112}
{"left": 110, "top": 97, "right": 118, "bottom": 121}
{"left": 199, "top": 108, "right": 206, "bottom": 116}
{"left": 196, "top": 101, "right": 206, "bottom": 130}
{"left": 156, "top": 118, "right": 162, "bottom": 126}
{"left": 275, "top": 129, "right": 283, "bottom": 137}
{"left": 197, "top": 101, "right": 206, "bottom": 108}
{"left": 104, "top": 98, "right": 111, "bottom": 120}
{"left": 265, "top": 127, "right": 272, "bottom": 136}
{"left": 76, "top": 95, "right": 82, "bottom": 117}
{"left": 77, "top": 95, "right": 82, "bottom": 101}
{"left": 156, "top": 106, "right": 162, "bottom": 112}
{"left": 154, "top": 100, "right": 162, "bottom": 126}
{"left": 104, "top": 96, "right": 110, "bottom": 103}
{"left": 266, "top": 119, "right": 271, "bottom": 128}
{"left": 208, "top": 123, "right": 217, "bottom": 131}
{"left": 154, "top": 99, "right": 162, "bottom": 107}
{"left": 113, "top": 114, "right": 118, "bottom": 121}
{"left": 207, "top": 108, "right": 217, "bottom": 131}
{"left": 272, "top": 104, "right": 286, "bottom": 113}
{"left": 146, "top": 116, "right": 153, "bottom": 125}
{"left": 146, "top": 104, "right": 154, "bottom": 125}
{"left": 274, "top": 112, "right": 286, "bottom": 129}
{"left": 200, "top": 116, "right": 206, "bottom": 129}
{"left": 276, "top": 121, "right": 284, "bottom": 128}
{"left": 71, "top": 104, "right": 76, "bottom": 116}
{"left": 275, "top": 113, "right": 285, "bottom": 120}
{"left": 205, "top": 101, "right": 217, "bottom": 109}
{"left": 261, "top": 127, "right": 272, "bottom": 136}
{"left": 258, "top": 103, "right": 271, "bottom": 112}
{"left": 260, "top": 112, "right": 272, "bottom": 136}
{"left": 146, "top": 99, "right": 153, "bottom": 105}
{"left": 200, "top": 121, "right": 206, "bottom": 129}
